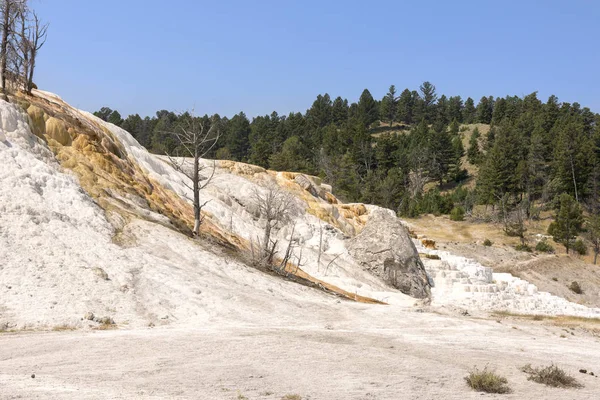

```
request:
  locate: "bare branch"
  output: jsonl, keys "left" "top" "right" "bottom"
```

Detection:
{"left": 163, "top": 112, "right": 220, "bottom": 236}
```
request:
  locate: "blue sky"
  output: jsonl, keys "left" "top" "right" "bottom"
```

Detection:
{"left": 34, "top": 0, "right": 600, "bottom": 118}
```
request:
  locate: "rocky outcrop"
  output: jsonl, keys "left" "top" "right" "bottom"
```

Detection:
{"left": 348, "top": 209, "right": 431, "bottom": 298}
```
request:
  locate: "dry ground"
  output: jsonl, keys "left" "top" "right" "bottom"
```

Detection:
{"left": 2, "top": 308, "right": 600, "bottom": 400}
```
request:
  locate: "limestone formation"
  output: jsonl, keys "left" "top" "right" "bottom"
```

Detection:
{"left": 45, "top": 117, "right": 71, "bottom": 146}
{"left": 348, "top": 209, "right": 431, "bottom": 298}
{"left": 26, "top": 105, "right": 47, "bottom": 140}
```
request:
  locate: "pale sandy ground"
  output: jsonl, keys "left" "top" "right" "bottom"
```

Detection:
{"left": 2, "top": 308, "right": 600, "bottom": 400}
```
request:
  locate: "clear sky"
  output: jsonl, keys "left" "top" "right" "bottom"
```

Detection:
{"left": 34, "top": 0, "right": 600, "bottom": 118}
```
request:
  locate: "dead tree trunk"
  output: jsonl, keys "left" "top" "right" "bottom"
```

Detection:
{"left": 252, "top": 184, "right": 293, "bottom": 265}
{"left": 25, "top": 10, "right": 46, "bottom": 94}
{"left": 192, "top": 149, "right": 200, "bottom": 234}
{"left": 1, "top": 0, "right": 13, "bottom": 101}
{"left": 18, "top": 7, "right": 27, "bottom": 89}
{"left": 166, "top": 113, "right": 220, "bottom": 236}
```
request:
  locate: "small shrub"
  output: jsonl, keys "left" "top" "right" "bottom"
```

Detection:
{"left": 281, "top": 395, "right": 302, "bottom": 400}
{"left": 483, "top": 239, "right": 493, "bottom": 246}
{"left": 535, "top": 240, "right": 554, "bottom": 253}
{"left": 521, "top": 364, "right": 582, "bottom": 388}
{"left": 465, "top": 366, "right": 511, "bottom": 394}
{"left": 515, "top": 243, "right": 532, "bottom": 252}
{"left": 552, "top": 277, "right": 558, "bottom": 282}
{"left": 450, "top": 206, "right": 465, "bottom": 221}
{"left": 568, "top": 281, "right": 583, "bottom": 294}
{"left": 573, "top": 239, "right": 587, "bottom": 255}
{"left": 52, "top": 324, "right": 75, "bottom": 331}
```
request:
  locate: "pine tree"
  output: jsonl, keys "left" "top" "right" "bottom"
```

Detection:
{"left": 477, "top": 125, "right": 520, "bottom": 204}
{"left": 306, "top": 94, "right": 333, "bottom": 129}
{"left": 93, "top": 107, "right": 114, "bottom": 121}
{"left": 548, "top": 193, "right": 583, "bottom": 254}
{"left": 396, "top": 88, "right": 414, "bottom": 124}
{"left": 491, "top": 97, "right": 506, "bottom": 125}
{"left": 429, "top": 125, "right": 454, "bottom": 184}
{"left": 447, "top": 96, "right": 464, "bottom": 123}
{"left": 542, "top": 95, "right": 560, "bottom": 132}
{"left": 377, "top": 168, "right": 405, "bottom": 210}
{"left": 380, "top": 85, "right": 398, "bottom": 126}
{"left": 356, "top": 89, "right": 378, "bottom": 128}
{"left": 225, "top": 112, "right": 251, "bottom": 161}
{"left": 121, "top": 114, "right": 144, "bottom": 145}
{"left": 331, "top": 96, "right": 349, "bottom": 126}
{"left": 475, "top": 96, "right": 493, "bottom": 124}
{"left": 419, "top": 81, "right": 437, "bottom": 122}
{"left": 449, "top": 118, "right": 460, "bottom": 136}
{"left": 451, "top": 135, "right": 465, "bottom": 181}
{"left": 268, "top": 136, "right": 311, "bottom": 173}
{"left": 552, "top": 115, "right": 594, "bottom": 202}
{"left": 467, "top": 127, "right": 481, "bottom": 164}
{"left": 463, "top": 97, "right": 476, "bottom": 123}
{"left": 526, "top": 127, "right": 549, "bottom": 201}
{"left": 585, "top": 214, "right": 600, "bottom": 264}
{"left": 435, "top": 95, "right": 449, "bottom": 126}
{"left": 107, "top": 110, "right": 123, "bottom": 126}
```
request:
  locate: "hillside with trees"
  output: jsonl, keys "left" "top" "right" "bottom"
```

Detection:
{"left": 95, "top": 82, "right": 600, "bottom": 261}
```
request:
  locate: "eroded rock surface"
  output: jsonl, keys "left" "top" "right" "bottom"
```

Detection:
{"left": 349, "top": 209, "right": 431, "bottom": 298}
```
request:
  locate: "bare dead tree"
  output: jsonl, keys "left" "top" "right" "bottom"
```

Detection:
{"left": 1, "top": 0, "right": 17, "bottom": 100}
{"left": 1, "top": 1, "right": 48, "bottom": 98}
{"left": 408, "top": 169, "right": 427, "bottom": 198}
{"left": 166, "top": 113, "right": 220, "bottom": 236}
{"left": 317, "top": 221, "right": 323, "bottom": 271}
{"left": 251, "top": 183, "right": 293, "bottom": 264}
{"left": 15, "top": 4, "right": 28, "bottom": 90}
{"left": 278, "top": 222, "right": 297, "bottom": 272}
{"left": 24, "top": 10, "right": 46, "bottom": 94}
{"left": 323, "top": 252, "right": 343, "bottom": 276}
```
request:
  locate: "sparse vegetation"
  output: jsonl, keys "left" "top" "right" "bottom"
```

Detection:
{"left": 521, "top": 364, "right": 582, "bottom": 388}
{"left": 493, "top": 311, "right": 600, "bottom": 325}
{"left": 515, "top": 243, "right": 532, "bottom": 252}
{"left": 421, "top": 253, "right": 441, "bottom": 260}
{"left": 535, "top": 239, "right": 554, "bottom": 253}
{"left": 281, "top": 395, "right": 302, "bottom": 400}
{"left": 548, "top": 194, "right": 584, "bottom": 254}
{"left": 465, "top": 366, "right": 511, "bottom": 394}
{"left": 483, "top": 238, "right": 493, "bottom": 246}
{"left": 250, "top": 183, "right": 294, "bottom": 267}
{"left": 572, "top": 239, "right": 587, "bottom": 256}
{"left": 450, "top": 206, "right": 465, "bottom": 221}
{"left": 51, "top": 324, "right": 75, "bottom": 331}
{"left": 568, "top": 281, "right": 583, "bottom": 294}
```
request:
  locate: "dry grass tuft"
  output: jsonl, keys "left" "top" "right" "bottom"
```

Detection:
{"left": 465, "top": 366, "right": 511, "bottom": 394}
{"left": 492, "top": 311, "right": 600, "bottom": 325}
{"left": 521, "top": 364, "right": 582, "bottom": 388}
{"left": 281, "top": 395, "right": 302, "bottom": 400}
{"left": 51, "top": 324, "right": 75, "bottom": 332}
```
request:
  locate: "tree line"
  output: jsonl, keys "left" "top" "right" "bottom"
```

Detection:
{"left": 95, "top": 82, "right": 600, "bottom": 261}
